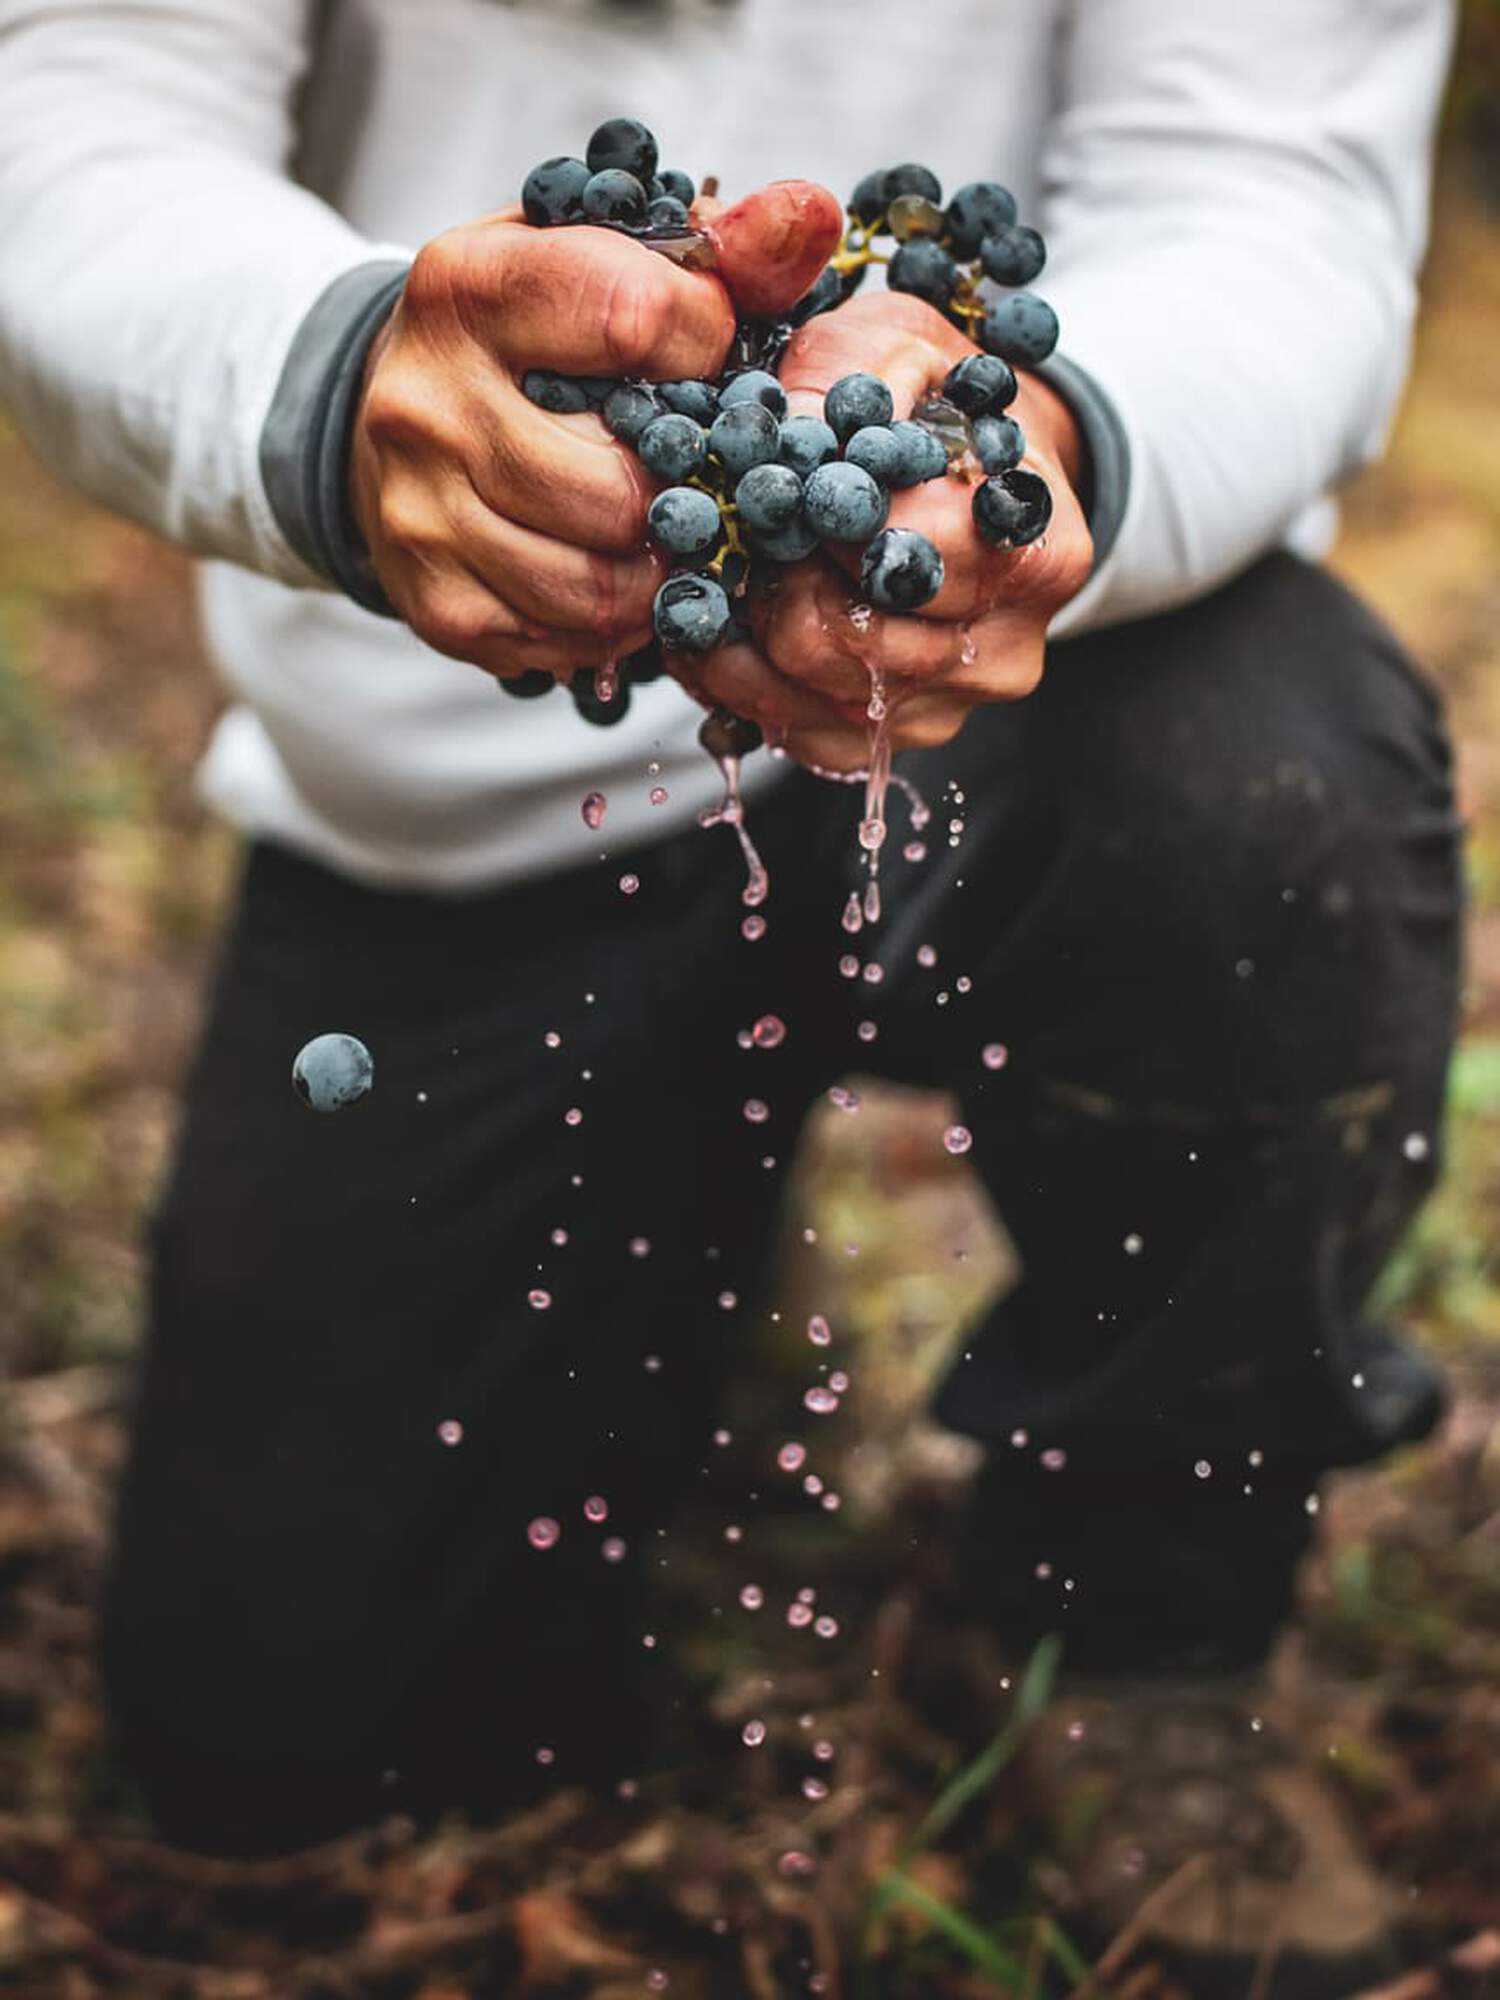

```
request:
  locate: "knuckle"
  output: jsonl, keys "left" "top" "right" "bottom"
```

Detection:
{"left": 374, "top": 481, "right": 437, "bottom": 554}
{"left": 361, "top": 367, "right": 435, "bottom": 453}
{"left": 406, "top": 229, "right": 475, "bottom": 312}
{"left": 598, "top": 263, "right": 672, "bottom": 373}
{"left": 416, "top": 589, "right": 494, "bottom": 659}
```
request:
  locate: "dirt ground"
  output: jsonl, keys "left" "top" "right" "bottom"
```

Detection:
{"left": 1, "top": 157, "right": 1498, "bottom": 1998}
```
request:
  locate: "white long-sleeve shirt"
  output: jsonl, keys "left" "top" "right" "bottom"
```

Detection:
{"left": 0, "top": 0, "right": 1454, "bottom": 889}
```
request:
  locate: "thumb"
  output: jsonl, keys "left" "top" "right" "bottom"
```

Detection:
{"left": 703, "top": 180, "right": 844, "bottom": 320}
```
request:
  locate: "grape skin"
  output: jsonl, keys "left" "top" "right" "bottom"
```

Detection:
{"left": 980, "top": 224, "right": 1047, "bottom": 288}
{"left": 777, "top": 415, "right": 839, "bottom": 477}
{"left": 586, "top": 116, "right": 659, "bottom": 183}
{"left": 972, "top": 468, "right": 1054, "bottom": 547}
{"left": 803, "top": 461, "right": 890, "bottom": 543}
{"left": 943, "top": 354, "right": 1018, "bottom": 417}
{"left": 581, "top": 168, "right": 649, "bottom": 227}
{"left": 523, "top": 371, "right": 592, "bottom": 414}
{"left": 971, "top": 413, "right": 1026, "bottom": 474}
{"left": 980, "top": 293, "right": 1060, "bottom": 367}
{"left": 718, "top": 369, "right": 789, "bottom": 420}
{"left": 522, "top": 156, "right": 590, "bottom": 228}
{"left": 824, "top": 373, "right": 895, "bottom": 442}
{"left": 735, "top": 462, "right": 804, "bottom": 534}
{"left": 655, "top": 573, "right": 733, "bottom": 651}
{"left": 603, "top": 383, "right": 663, "bottom": 441}
{"left": 709, "top": 402, "right": 781, "bottom": 478}
{"left": 944, "top": 179, "right": 1018, "bottom": 255}
{"left": 638, "top": 413, "right": 708, "bottom": 482}
{"left": 648, "top": 486, "right": 723, "bottom": 558}
{"left": 860, "top": 527, "right": 945, "bottom": 610}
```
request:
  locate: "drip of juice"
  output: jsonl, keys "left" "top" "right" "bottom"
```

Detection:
{"left": 699, "top": 753, "right": 769, "bottom": 908}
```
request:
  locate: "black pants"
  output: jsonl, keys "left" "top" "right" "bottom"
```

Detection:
{"left": 102, "top": 556, "right": 1464, "bottom": 1852}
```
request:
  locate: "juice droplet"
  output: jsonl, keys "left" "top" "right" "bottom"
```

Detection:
{"left": 437, "top": 1419, "right": 463, "bottom": 1447}
{"left": 741, "top": 913, "right": 767, "bottom": 941}
{"left": 778, "top": 1441, "right": 806, "bottom": 1473}
{"left": 584, "top": 1494, "right": 609, "bottom": 1522}
{"left": 807, "top": 1314, "right": 831, "bottom": 1346}
{"left": 601, "top": 1536, "right": 627, "bottom": 1562}
{"left": 863, "top": 878, "right": 881, "bottom": 925}
{"left": 743, "top": 1098, "right": 770, "bottom": 1124}
{"left": 829, "top": 1370, "right": 850, "bottom": 1393}
{"left": 581, "top": 791, "right": 607, "bottom": 830}
{"left": 838, "top": 954, "right": 860, "bottom": 979}
{"left": 629, "top": 1235, "right": 652, "bottom": 1258}
{"left": 803, "top": 1473, "right": 823, "bottom": 1496}
{"left": 917, "top": 943, "right": 937, "bottom": 968}
{"left": 813, "top": 1739, "right": 835, "bottom": 1761}
{"left": 564, "top": 1106, "right": 583, "bottom": 1127}
{"left": 742, "top": 1719, "right": 767, "bottom": 1747}
{"left": 943, "top": 1124, "right": 973, "bottom": 1155}
{"left": 814, "top": 1615, "right": 839, "bottom": 1639}
{"left": 804, "top": 1386, "right": 840, "bottom": 1414}
{"left": 859, "top": 817, "right": 885, "bottom": 853}
{"left": 803, "top": 1776, "right": 829, "bottom": 1801}
{"left": 739, "top": 1584, "right": 764, "bottom": 1610}
{"left": 821, "top": 1490, "right": 842, "bottom": 1511}
{"left": 595, "top": 662, "right": 619, "bottom": 705}
{"left": 752, "top": 1014, "right": 786, "bottom": 1048}
{"left": 787, "top": 1601, "right": 814, "bottom": 1628}
{"left": 904, "top": 841, "right": 927, "bottom": 864}
{"left": 856, "top": 1019, "right": 878, "bottom": 1043}
{"left": 544, "top": 1030, "right": 562, "bottom": 1049}
{"left": 841, "top": 893, "right": 864, "bottom": 934}
{"left": 527, "top": 1516, "right": 561, "bottom": 1550}
{"left": 827, "top": 1085, "right": 860, "bottom": 1113}
{"left": 779, "top": 1850, "right": 816, "bottom": 1879}
{"left": 861, "top": 963, "right": 884, "bottom": 985}
{"left": 1040, "top": 1447, "right": 1068, "bottom": 1471}
{"left": 551, "top": 1227, "right": 569, "bottom": 1246}
{"left": 528, "top": 1287, "right": 552, "bottom": 1310}
{"left": 649, "top": 786, "right": 669, "bottom": 806}
{"left": 619, "top": 872, "right": 640, "bottom": 896}
{"left": 718, "top": 1289, "right": 738, "bottom": 1310}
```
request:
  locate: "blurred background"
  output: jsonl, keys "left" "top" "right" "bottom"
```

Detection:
{"left": 1, "top": 7, "right": 1498, "bottom": 1994}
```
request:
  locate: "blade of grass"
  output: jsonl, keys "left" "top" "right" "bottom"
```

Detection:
{"left": 903, "top": 1632, "right": 1063, "bottom": 1858}
{"left": 1039, "top": 1915, "right": 1104, "bottom": 1997}
{"left": 879, "top": 1868, "right": 1029, "bottom": 1991}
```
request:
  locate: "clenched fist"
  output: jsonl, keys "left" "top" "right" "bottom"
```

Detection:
{"left": 350, "top": 184, "right": 842, "bottom": 682}
{"left": 683, "top": 291, "right": 1094, "bottom": 769}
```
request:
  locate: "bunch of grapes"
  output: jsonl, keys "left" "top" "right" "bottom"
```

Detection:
{"left": 512, "top": 117, "right": 1058, "bottom": 734}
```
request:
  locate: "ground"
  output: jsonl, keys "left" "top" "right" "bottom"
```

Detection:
{"left": 1, "top": 167, "right": 1498, "bottom": 1998}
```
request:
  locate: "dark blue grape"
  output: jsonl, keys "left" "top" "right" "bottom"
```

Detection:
{"left": 654, "top": 573, "right": 732, "bottom": 651}
{"left": 980, "top": 293, "right": 1059, "bottom": 367}
{"left": 523, "top": 371, "right": 592, "bottom": 414}
{"left": 860, "top": 528, "right": 945, "bottom": 610}
{"left": 603, "top": 382, "right": 664, "bottom": 442}
{"left": 942, "top": 353, "right": 1018, "bottom": 416}
{"left": 824, "top": 372, "right": 894, "bottom": 441}
{"left": 844, "top": 425, "right": 903, "bottom": 485}
{"left": 572, "top": 666, "right": 634, "bottom": 725}
{"left": 971, "top": 413, "right": 1026, "bottom": 474}
{"left": 972, "top": 468, "right": 1053, "bottom": 547}
{"left": 658, "top": 166, "right": 696, "bottom": 207}
{"left": 581, "top": 169, "right": 649, "bottom": 228}
{"left": 980, "top": 224, "right": 1047, "bottom": 288}
{"left": 751, "top": 520, "right": 820, "bottom": 563}
{"left": 659, "top": 380, "right": 719, "bottom": 424}
{"left": 882, "top": 163, "right": 943, "bottom": 209}
{"left": 575, "top": 377, "right": 618, "bottom": 406}
{"left": 638, "top": 413, "right": 707, "bottom": 482}
{"left": 778, "top": 415, "right": 839, "bottom": 477}
{"left": 719, "top": 369, "right": 788, "bottom": 420}
{"left": 848, "top": 170, "right": 888, "bottom": 224}
{"left": 787, "top": 266, "right": 843, "bottom": 327}
{"left": 522, "top": 156, "right": 590, "bottom": 227}
{"left": 586, "top": 117, "right": 658, "bottom": 184}
{"left": 888, "top": 420, "right": 950, "bottom": 486}
{"left": 945, "top": 181, "right": 1018, "bottom": 256}
{"left": 648, "top": 486, "right": 722, "bottom": 558}
{"left": 888, "top": 238, "right": 958, "bottom": 307}
{"left": 735, "top": 462, "right": 803, "bottom": 534}
{"left": 709, "top": 402, "right": 780, "bottom": 477}
{"left": 498, "top": 670, "right": 555, "bottom": 699}
{"left": 803, "top": 460, "right": 889, "bottom": 542}
{"left": 292, "top": 1033, "right": 373, "bottom": 1113}
{"left": 699, "top": 708, "right": 764, "bottom": 758}
{"left": 648, "top": 194, "right": 690, "bottom": 230}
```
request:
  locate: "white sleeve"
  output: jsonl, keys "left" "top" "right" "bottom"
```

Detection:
{"left": 0, "top": 0, "right": 411, "bottom": 583}
{"left": 1042, "top": 0, "right": 1455, "bottom": 636}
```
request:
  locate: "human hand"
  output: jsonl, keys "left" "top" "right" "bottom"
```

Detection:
{"left": 683, "top": 291, "right": 1094, "bottom": 769}
{"left": 349, "top": 184, "right": 841, "bottom": 681}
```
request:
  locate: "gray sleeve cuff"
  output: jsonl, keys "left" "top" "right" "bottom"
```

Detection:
{"left": 1034, "top": 352, "right": 1130, "bottom": 576}
{"left": 259, "top": 259, "right": 410, "bottom": 617}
